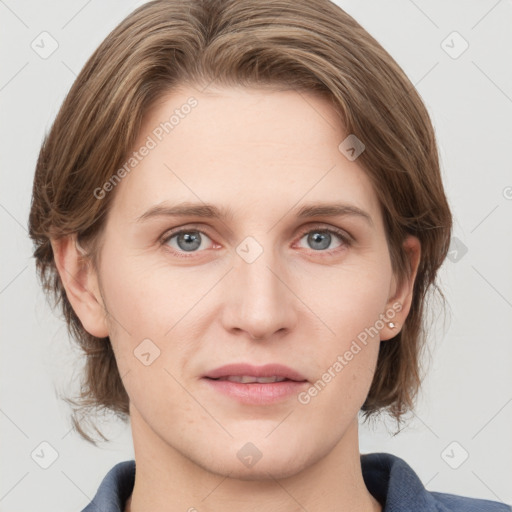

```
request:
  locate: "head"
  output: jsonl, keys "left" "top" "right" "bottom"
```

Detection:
{"left": 29, "top": 0, "right": 451, "bottom": 477}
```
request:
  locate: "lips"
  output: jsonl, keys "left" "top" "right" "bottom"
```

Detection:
{"left": 201, "top": 363, "right": 309, "bottom": 406}
{"left": 203, "top": 363, "right": 308, "bottom": 383}
{"left": 202, "top": 363, "right": 309, "bottom": 405}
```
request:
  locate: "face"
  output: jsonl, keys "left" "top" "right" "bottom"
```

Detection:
{"left": 73, "top": 85, "right": 418, "bottom": 479}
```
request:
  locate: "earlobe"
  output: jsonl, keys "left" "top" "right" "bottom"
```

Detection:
{"left": 51, "top": 235, "right": 109, "bottom": 338}
{"left": 381, "top": 235, "right": 421, "bottom": 341}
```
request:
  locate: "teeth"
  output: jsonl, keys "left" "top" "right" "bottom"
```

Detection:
{"left": 223, "top": 375, "right": 288, "bottom": 383}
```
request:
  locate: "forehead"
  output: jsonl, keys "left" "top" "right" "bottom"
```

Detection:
{"left": 108, "top": 85, "right": 381, "bottom": 226}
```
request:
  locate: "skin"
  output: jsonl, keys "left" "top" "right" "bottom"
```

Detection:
{"left": 53, "top": 84, "right": 421, "bottom": 512}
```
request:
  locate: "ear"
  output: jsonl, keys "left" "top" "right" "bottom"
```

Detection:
{"left": 380, "top": 234, "right": 421, "bottom": 341}
{"left": 51, "top": 235, "right": 109, "bottom": 338}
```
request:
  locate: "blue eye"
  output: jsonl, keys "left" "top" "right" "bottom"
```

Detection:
{"left": 297, "top": 227, "right": 350, "bottom": 252}
{"left": 161, "top": 224, "right": 351, "bottom": 258}
{"left": 163, "top": 229, "right": 213, "bottom": 255}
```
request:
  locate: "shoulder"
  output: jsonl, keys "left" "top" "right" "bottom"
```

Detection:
{"left": 431, "top": 491, "right": 512, "bottom": 512}
{"left": 361, "top": 452, "right": 511, "bottom": 512}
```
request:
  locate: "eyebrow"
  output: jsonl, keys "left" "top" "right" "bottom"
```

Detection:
{"left": 136, "top": 201, "right": 373, "bottom": 226}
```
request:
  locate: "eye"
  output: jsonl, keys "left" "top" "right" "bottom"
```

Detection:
{"left": 162, "top": 228, "right": 214, "bottom": 257}
{"left": 296, "top": 226, "right": 351, "bottom": 253}
{"left": 160, "top": 224, "right": 351, "bottom": 259}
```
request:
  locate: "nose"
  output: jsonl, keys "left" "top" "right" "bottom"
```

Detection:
{"left": 221, "top": 244, "right": 298, "bottom": 341}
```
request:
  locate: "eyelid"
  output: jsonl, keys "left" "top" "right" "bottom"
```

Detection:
{"left": 295, "top": 223, "right": 353, "bottom": 245}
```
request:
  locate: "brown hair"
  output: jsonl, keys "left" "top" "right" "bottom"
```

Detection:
{"left": 29, "top": 0, "right": 452, "bottom": 443}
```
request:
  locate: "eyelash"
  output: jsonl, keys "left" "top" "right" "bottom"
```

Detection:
{"left": 159, "top": 223, "right": 352, "bottom": 259}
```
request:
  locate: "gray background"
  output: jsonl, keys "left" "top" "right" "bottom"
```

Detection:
{"left": 1, "top": 0, "right": 511, "bottom": 510}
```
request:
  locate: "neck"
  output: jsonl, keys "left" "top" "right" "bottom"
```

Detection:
{"left": 125, "top": 409, "right": 381, "bottom": 512}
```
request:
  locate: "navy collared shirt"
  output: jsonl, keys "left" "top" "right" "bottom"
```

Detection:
{"left": 81, "top": 452, "right": 511, "bottom": 511}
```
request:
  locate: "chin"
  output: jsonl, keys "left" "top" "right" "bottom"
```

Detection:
{"left": 206, "top": 454, "right": 313, "bottom": 482}
{"left": 190, "top": 435, "right": 322, "bottom": 481}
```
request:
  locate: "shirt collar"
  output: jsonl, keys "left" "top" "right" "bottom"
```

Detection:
{"left": 80, "top": 452, "right": 502, "bottom": 512}
{"left": 361, "top": 452, "right": 439, "bottom": 510}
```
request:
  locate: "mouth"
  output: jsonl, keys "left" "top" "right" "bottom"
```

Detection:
{"left": 203, "top": 363, "right": 308, "bottom": 382}
{"left": 201, "top": 363, "right": 308, "bottom": 405}
{"left": 206, "top": 375, "right": 297, "bottom": 383}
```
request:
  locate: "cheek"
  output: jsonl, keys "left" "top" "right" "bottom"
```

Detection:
{"left": 298, "top": 311, "right": 381, "bottom": 427}
{"left": 98, "top": 254, "right": 204, "bottom": 416}
{"left": 296, "top": 256, "right": 393, "bottom": 340}
{"left": 99, "top": 249, "right": 209, "bottom": 339}
{"left": 295, "top": 261, "right": 391, "bottom": 408}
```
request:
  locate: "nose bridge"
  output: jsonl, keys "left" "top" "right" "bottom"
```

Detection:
{"left": 225, "top": 233, "right": 296, "bottom": 339}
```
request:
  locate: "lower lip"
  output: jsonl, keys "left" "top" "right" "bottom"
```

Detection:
{"left": 202, "top": 378, "right": 308, "bottom": 405}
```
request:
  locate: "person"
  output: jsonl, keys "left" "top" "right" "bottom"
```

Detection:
{"left": 28, "top": 0, "right": 510, "bottom": 511}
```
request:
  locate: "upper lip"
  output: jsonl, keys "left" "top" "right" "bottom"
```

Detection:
{"left": 203, "top": 363, "right": 308, "bottom": 382}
